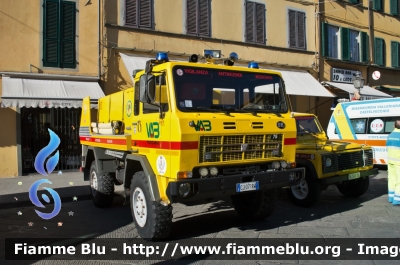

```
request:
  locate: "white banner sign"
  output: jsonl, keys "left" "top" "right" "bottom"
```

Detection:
{"left": 331, "top": 68, "right": 359, "bottom": 83}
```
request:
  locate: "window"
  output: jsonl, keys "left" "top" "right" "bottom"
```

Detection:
{"left": 390, "top": 0, "right": 399, "bottom": 15}
{"left": 142, "top": 75, "right": 168, "bottom": 114}
{"left": 327, "top": 25, "right": 339, "bottom": 58}
{"left": 350, "top": 119, "right": 367, "bottom": 134}
{"left": 341, "top": 28, "right": 360, "bottom": 62}
{"left": 43, "top": 0, "right": 76, "bottom": 68}
{"left": 368, "top": 117, "right": 399, "bottom": 134}
{"left": 372, "top": 0, "right": 382, "bottom": 11}
{"left": 245, "top": 1, "right": 265, "bottom": 44}
{"left": 295, "top": 116, "right": 323, "bottom": 135}
{"left": 173, "top": 66, "right": 287, "bottom": 113}
{"left": 288, "top": 10, "right": 306, "bottom": 50}
{"left": 375, "top": 37, "right": 386, "bottom": 66}
{"left": 391, "top": 41, "right": 400, "bottom": 68}
{"left": 322, "top": 23, "right": 369, "bottom": 62}
{"left": 186, "top": 0, "right": 211, "bottom": 37}
{"left": 125, "top": 0, "right": 153, "bottom": 29}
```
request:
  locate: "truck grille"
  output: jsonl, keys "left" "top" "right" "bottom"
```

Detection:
{"left": 322, "top": 149, "right": 374, "bottom": 174}
{"left": 199, "top": 134, "right": 283, "bottom": 163}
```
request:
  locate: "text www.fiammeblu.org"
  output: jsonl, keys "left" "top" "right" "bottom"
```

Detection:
{"left": 121, "top": 243, "right": 400, "bottom": 258}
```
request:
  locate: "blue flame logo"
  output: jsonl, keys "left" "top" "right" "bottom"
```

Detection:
{"left": 29, "top": 179, "right": 61, "bottom": 220}
{"left": 34, "top": 129, "right": 60, "bottom": 176}
{"left": 29, "top": 129, "right": 62, "bottom": 220}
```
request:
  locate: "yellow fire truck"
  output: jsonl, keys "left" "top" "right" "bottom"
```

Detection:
{"left": 79, "top": 51, "right": 304, "bottom": 240}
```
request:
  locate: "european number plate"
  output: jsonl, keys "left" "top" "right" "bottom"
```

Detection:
{"left": 348, "top": 172, "right": 361, "bottom": 180}
{"left": 236, "top": 181, "right": 259, "bottom": 192}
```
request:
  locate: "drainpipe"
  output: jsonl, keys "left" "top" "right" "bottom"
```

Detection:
{"left": 317, "top": 0, "right": 321, "bottom": 82}
{"left": 98, "top": 0, "right": 101, "bottom": 79}
{"left": 368, "top": 0, "right": 373, "bottom": 66}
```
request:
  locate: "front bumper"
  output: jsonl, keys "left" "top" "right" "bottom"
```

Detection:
{"left": 319, "top": 168, "right": 379, "bottom": 185}
{"left": 166, "top": 167, "right": 305, "bottom": 203}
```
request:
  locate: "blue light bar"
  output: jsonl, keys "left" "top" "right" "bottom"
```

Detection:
{"left": 229, "top": 52, "right": 239, "bottom": 61}
{"left": 204, "top": 50, "right": 221, "bottom": 59}
{"left": 248, "top": 62, "right": 259, "bottom": 69}
{"left": 156, "top": 52, "right": 169, "bottom": 62}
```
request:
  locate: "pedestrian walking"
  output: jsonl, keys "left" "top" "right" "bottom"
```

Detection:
{"left": 387, "top": 120, "right": 400, "bottom": 205}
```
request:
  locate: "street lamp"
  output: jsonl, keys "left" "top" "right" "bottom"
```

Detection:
{"left": 352, "top": 71, "right": 365, "bottom": 93}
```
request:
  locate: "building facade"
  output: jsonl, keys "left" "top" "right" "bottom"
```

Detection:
{"left": 317, "top": 0, "right": 400, "bottom": 127}
{"left": 0, "top": 0, "right": 104, "bottom": 177}
{"left": 100, "top": 0, "right": 334, "bottom": 117}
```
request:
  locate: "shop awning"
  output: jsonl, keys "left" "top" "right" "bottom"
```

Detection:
{"left": 323, "top": 81, "right": 392, "bottom": 99}
{"left": 120, "top": 53, "right": 187, "bottom": 83}
{"left": 268, "top": 69, "right": 336, "bottom": 97}
{"left": 1, "top": 76, "right": 105, "bottom": 108}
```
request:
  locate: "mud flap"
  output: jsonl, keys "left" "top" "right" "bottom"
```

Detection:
{"left": 123, "top": 187, "right": 130, "bottom": 205}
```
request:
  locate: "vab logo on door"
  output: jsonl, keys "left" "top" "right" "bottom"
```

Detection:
{"left": 194, "top": 120, "right": 212, "bottom": 131}
{"left": 146, "top": 122, "right": 160, "bottom": 138}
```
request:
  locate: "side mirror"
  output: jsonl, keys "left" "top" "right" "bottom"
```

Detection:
{"left": 139, "top": 74, "right": 155, "bottom": 103}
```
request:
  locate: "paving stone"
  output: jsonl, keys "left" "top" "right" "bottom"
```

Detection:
{"left": 278, "top": 227, "right": 348, "bottom": 236}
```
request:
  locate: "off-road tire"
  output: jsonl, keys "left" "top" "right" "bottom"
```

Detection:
{"left": 89, "top": 161, "right": 115, "bottom": 208}
{"left": 337, "top": 176, "right": 370, "bottom": 198}
{"left": 287, "top": 172, "right": 321, "bottom": 208}
{"left": 231, "top": 189, "right": 277, "bottom": 221}
{"left": 130, "top": 171, "right": 172, "bottom": 240}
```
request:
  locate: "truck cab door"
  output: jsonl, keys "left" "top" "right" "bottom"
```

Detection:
{"left": 132, "top": 75, "right": 171, "bottom": 179}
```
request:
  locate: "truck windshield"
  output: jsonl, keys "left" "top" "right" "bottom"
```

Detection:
{"left": 172, "top": 66, "right": 287, "bottom": 113}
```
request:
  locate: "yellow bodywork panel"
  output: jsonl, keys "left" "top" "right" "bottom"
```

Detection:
{"left": 110, "top": 91, "right": 124, "bottom": 121}
{"left": 98, "top": 96, "right": 110, "bottom": 123}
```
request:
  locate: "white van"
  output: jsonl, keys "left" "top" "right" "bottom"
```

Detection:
{"left": 327, "top": 98, "right": 400, "bottom": 165}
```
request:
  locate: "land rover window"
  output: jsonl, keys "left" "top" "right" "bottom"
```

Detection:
{"left": 295, "top": 116, "right": 322, "bottom": 135}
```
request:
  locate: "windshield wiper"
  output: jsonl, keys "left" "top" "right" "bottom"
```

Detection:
{"left": 229, "top": 108, "right": 258, "bottom": 116}
{"left": 194, "top": 107, "right": 231, "bottom": 116}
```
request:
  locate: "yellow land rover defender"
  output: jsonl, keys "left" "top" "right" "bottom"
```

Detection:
{"left": 79, "top": 51, "right": 304, "bottom": 240}
{"left": 288, "top": 113, "right": 378, "bottom": 207}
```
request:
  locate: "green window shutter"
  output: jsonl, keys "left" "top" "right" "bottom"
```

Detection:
{"left": 245, "top": 1, "right": 254, "bottom": 42}
{"left": 390, "top": 0, "right": 399, "bottom": 15}
{"left": 321, "top": 22, "right": 328, "bottom": 57}
{"left": 126, "top": 0, "right": 138, "bottom": 27}
{"left": 391, "top": 41, "right": 399, "bottom": 67}
{"left": 43, "top": 0, "right": 60, "bottom": 67}
{"left": 60, "top": 1, "right": 76, "bottom": 68}
{"left": 348, "top": 0, "right": 358, "bottom": 3}
{"left": 373, "top": 0, "right": 382, "bottom": 11}
{"left": 360, "top": 31, "right": 369, "bottom": 63}
{"left": 375, "top": 38, "right": 384, "bottom": 66}
{"left": 341, "top": 27, "right": 350, "bottom": 60}
{"left": 255, "top": 3, "right": 265, "bottom": 44}
{"left": 198, "top": 0, "right": 211, "bottom": 36}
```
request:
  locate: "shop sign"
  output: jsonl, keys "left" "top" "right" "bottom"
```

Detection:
{"left": 331, "top": 68, "right": 359, "bottom": 84}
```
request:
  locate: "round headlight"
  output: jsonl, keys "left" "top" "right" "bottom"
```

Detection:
{"left": 325, "top": 157, "right": 332, "bottom": 167}
{"left": 280, "top": 161, "right": 288, "bottom": 169}
{"left": 209, "top": 167, "right": 218, "bottom": 176}
{"left": 272, "top": 161, "right": 280, "bottom": 169}
{"left": 199, "top": 167, "right": 209, "bottom": 177}
{"left": 179, "top": 183, "right": 191, "bottom": 197}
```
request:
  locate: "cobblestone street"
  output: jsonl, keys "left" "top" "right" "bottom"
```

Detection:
{"left": 1, "top": 169, "right": 399, "bottom": 264}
